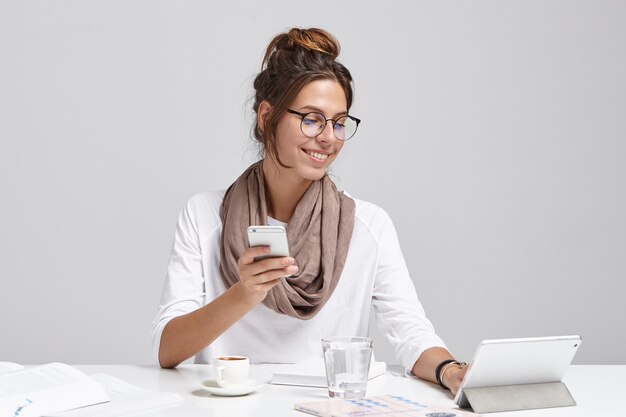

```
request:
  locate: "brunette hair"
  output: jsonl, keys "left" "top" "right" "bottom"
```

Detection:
{"left": 252, "top": 28, "right": 354, "bottom": 166}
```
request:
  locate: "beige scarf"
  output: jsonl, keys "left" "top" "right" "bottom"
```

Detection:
{"left": 219, "top": 161, "right": 355, "bottom": 319}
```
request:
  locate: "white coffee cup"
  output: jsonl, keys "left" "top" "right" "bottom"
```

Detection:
{"left": 213, "top": 355, "right": 250, "bottom": 388}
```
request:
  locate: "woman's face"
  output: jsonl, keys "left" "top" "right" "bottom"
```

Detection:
{"left": 271, "top": 79, "right": 348, "bottom": 182}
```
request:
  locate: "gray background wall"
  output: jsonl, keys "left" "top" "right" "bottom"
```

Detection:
{"left": 1, "top": 1, "right": 624, "bottom": 365}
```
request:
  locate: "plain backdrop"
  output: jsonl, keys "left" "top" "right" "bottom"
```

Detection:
{"left": 1, "top": 1, "right": 624, "bottom": 365}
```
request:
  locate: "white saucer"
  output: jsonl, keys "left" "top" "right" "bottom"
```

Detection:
{"left": 200, "top": 379, "right": 264, "bottom": 396}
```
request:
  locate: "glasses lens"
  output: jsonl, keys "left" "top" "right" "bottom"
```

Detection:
{"left": 300, "top": 113, "right": 326, "bottom": 137}
{"left": 334, "top": 116, "right": 358, "bottom": 141}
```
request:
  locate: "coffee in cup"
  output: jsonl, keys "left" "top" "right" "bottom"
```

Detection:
{"left": 213, "top": 355, "right": 250, "bottom": 387}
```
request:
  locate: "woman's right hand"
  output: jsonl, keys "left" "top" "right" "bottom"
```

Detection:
{"left": 236, "top": 246, "right": 298, "bottom": 305}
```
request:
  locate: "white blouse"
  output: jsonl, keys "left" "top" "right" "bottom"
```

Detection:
{"left": 152, "top": 191, "right": 446, "bottom": 371}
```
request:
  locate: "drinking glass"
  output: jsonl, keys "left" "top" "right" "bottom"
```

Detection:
{"left": 322, "top": 336, "right": 373, "bottom": 399}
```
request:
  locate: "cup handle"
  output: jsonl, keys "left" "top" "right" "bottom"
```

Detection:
{"left": 215, "top": 365, "right": 225, "bottom": 386}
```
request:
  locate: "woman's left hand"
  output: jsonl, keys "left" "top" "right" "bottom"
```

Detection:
{"left": 443, "top": 364, "right": 468, "bottom": 395}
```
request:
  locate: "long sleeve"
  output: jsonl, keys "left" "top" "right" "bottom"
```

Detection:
{"left": 370, "top": 208, "right": 446, "bottom": 372}
{"left": 150, "top": 193, "right": 221, "bottom": 364}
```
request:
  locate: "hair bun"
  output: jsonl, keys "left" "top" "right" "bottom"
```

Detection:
{"left": 288, "top": 28, "right": 340, "bottom": 58}
{"left": 265, "top": 27, "right": 341, "bottom": 64}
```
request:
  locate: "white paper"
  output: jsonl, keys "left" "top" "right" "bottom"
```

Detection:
{"left": 0, "top": 362, "right": 25, "bottom": 375}
{"left": 48, "top": 373, "right": 184, "bottom": 417}
{"left": 0, "top": 363, "right": 109, "bottom": 417}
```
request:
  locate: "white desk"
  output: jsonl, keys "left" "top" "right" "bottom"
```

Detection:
{"left": 74, "top": 364, "right": 623, "bottom": 416}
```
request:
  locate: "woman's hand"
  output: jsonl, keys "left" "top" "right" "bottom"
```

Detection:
{"left": 442, "top": 363, "right": 468, "bottom": 395}
{"left": 236, "top": 246, "right": 298, "bottom": 305}
{"left": 158, "top": 246, "right": 297, "bottom": 368}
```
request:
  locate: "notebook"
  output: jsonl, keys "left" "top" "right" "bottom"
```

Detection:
{"left": 271, "top": 358, "right": 386, "bottom": 387}
{"left": 295, "top": 394, "right": 478, "bottom": 417}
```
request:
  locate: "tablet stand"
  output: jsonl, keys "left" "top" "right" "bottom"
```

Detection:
{"left": 463, "top": 381, "right": 576, "bottom": 414}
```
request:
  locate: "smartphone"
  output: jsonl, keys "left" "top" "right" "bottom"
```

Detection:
{"left": 247, "top": 225, "right": 290, "bottom": 260}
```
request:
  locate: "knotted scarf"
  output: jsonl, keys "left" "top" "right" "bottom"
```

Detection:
{"left": 219, "top": 161, "right": 355, "bottom": 319}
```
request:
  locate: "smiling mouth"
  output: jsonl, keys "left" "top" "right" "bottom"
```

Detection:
{"left": 303, "top": 149, "right": 330, "bottom": 161}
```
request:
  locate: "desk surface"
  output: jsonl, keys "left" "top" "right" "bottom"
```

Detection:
{"left": 73, "top": 364, "right": 622, "bottom": 416}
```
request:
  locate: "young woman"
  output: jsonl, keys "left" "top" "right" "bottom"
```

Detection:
{"left": 152, "top": 27, "right": 467, "bottom": 394}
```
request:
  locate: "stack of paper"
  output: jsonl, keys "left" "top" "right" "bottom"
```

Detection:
{"left": 271, "top": 358, "right": 387, "bottom": 387}
{"left": 0, "top": 362, "right": 184, "bottom": 417}
{"left": 50, "top": 374, "right": 184, "bottom": 417}
{"left": 0, "top": 363, "right": 110, "bottom": 417}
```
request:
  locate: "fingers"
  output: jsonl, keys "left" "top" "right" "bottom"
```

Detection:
{"left": 243, "top": 260, "right": 298, "bottom": 284}
{"left": 239, "top": 246, "right": 271, "bottom": 265}
{"left": 236, "top": 248, "right": 298, "bottom": 305}
{"left": 249, "top": 256, "right": 297, "bottom": 277}
{"left": 251, "top": 264, "right": 299, "bottom": 284}
{"left": 238, "top": 247, "right": 298, "bottom": 283}
{"left": 239, "top": 246, "right": 295, "bottom": 270}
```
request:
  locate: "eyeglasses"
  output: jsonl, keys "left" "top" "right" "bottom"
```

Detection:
{"left": 286, "top": 109, "right": 361, "bottom": 141}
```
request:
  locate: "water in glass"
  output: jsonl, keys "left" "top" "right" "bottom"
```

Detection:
{"left": 322, "top": 337, "right": 373, "bottom": 399}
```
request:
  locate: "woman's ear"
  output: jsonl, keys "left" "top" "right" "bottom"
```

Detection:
{"left": 257, "top": 100, "right": 272, "bottom": 133}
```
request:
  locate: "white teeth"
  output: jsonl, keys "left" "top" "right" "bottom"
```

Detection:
{"left": 305, "top": 150, "right": 329, "bottom": 160}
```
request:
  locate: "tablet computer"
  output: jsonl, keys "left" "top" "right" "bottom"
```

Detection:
{"left": 454, "top": 335, "right": 582, "bottom": 408}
